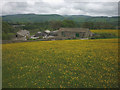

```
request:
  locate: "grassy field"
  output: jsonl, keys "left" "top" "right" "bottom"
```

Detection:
{"left": 2, "top": 38, "right": 119, "bottom": 88}
{"left": 90, "top": 30, "right": 119, "bottom": 39}
{"left": 91, "top": 29, "right": 119, "bottom": 37}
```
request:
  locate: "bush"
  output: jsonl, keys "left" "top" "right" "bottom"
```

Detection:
{"left": 28, "top": 38, "right": 37, "bottom": 40}
{"left": 2, "top": 33, "right": 15, "bottom": 40}
{"left": 39, "top": 36, "right": 43, "bottom": 39}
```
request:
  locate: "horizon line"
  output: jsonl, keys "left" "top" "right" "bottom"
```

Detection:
{"left": 1, "top": 13, "right": 119, "bottom": 17}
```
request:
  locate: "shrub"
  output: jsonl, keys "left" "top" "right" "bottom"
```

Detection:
{"left": 2, "top": 33, "right": 15, "bottom": 40}
{"left": 39, "top": 36, "right": 43, "bottom": 39}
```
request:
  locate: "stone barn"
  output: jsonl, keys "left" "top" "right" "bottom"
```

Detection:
{"left": 15, "top": 30, "right": 30, "bottom": 40}
{"left": 57, "top": 28, "right": 93, "bottom": 39}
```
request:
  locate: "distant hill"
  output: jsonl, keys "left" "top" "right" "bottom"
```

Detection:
{"left": 64, "top": 15, "right": 118, "bottom": 23}
{"left": 2, "top": 14, "right": 119, "bottom": 23}
{"left": 2, "top": 14, "right": 64, "bottom": 23}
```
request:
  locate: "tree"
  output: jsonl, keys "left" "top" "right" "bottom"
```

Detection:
{"left": 49, "top": 21, "right": 62, "bottom": 30}
{"left": 82, "top": 22, "right": 94, "bottom": 29}
{"left": 62, "top": 20, "right": 76, "bottom": 28}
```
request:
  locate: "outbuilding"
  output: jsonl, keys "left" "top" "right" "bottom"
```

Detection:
{"left": 15, "top": 30, "right": 30, "bottom": 40}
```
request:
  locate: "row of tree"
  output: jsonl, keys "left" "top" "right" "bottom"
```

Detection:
{"left": 2, "top": 19, "right": 118, "bottom": 40}
{"left": 23, "top": 20, "right": 118, "bottom": 30}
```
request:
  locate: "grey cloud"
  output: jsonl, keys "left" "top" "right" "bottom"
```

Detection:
{"left": 119, "top": 2, "right": 120, "bottom": 15}
{"left": 2, "top": 2, "right": 29, "bottom": 15}
{"left": 72, "top": 2, "right": 118, "bottom": 16}
{"left": 1, "top": 1, "right": 119, "bottom": 16}
{"left": 64, "top": 0, "right": 119, "bottom": 2}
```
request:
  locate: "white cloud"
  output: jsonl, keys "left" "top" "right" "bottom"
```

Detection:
{"left": 64, "top": 0, "right": 119, "bottom": 2}
{"left": 0, "top": 0, "right": 119, "bottom": 16}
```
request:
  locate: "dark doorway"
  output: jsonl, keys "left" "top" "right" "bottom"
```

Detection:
{"left": 76, "top": 33, "right": 79, "bottom": 37}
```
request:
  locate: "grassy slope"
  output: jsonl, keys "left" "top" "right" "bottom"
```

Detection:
{"left": 2, "top": 39, "right": 118, "bottom": 88}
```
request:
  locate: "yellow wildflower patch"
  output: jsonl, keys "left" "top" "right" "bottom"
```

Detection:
{"left": 2, "top": 38, "right": 119, "bottom": 88}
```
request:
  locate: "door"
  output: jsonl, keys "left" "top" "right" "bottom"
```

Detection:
{"left": 76, "top": 33, "right": 79, "bottom": 37}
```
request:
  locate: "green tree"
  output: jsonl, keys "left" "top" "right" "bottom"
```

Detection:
{"left": 62, "top": 20, "right": 76, "bottom": 28}
{"left": 49, "top": 21, "right": 62, "bottom": 30}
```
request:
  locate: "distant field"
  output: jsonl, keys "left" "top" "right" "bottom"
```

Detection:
{"left": 2, "top": 39, "right": 119, "bottom": 88}
{"left": 90, "top": 29, "right": 119, "bottom": 36}
{"left": 90, "top": 30, "right": 119, "bottom": 39}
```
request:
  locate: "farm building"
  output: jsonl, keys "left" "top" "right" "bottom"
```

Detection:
{"left": 30, "top": 35, "right": 39, "bottom": 39}
{"left": 35, "top": 32, "right": 43, "bottom": 37}
{"left": 57, "top": 28, "right": 93, "bottom": 39}
{"left": 45, "top": 30, "right": 50, "bottom": 34}
{"left": 42, "top": 30, "right": 51, "bottom": 39}
{"left": 15, "top": 30, "right": 30, "bottom": 40}
{"left": 50, "top": 30, "right": 59, "bottom": 36}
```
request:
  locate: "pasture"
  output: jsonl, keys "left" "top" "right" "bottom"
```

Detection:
{"left": 90, "top": 30, "right": 119, "bottom": 39}
{"left": 2, "top": 38, "right": 119, "bottom": 88}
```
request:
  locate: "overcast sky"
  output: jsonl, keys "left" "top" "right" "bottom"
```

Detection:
{"left": 0, "top": 0, "right": 119, "bottom": 16}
